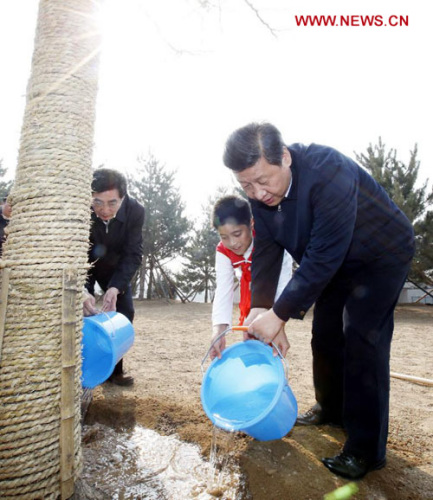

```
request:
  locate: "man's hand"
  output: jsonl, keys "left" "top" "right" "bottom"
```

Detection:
{"left": 271, "top": 327, "right": 290, "bottom": 357}
{"left": 243, "top": 307, "right": 268, "bottom": 341}
{"left": 102, "top": 287, "right": 120, "bottom": 312}
{"left": 1, "top": 201, "right": 11, "bottom": 219}
{"left": 247, "top": 308, "right": 290, "bottom": 356}
{"left": 83, "top": 290, "right": 98, "bottom": 317}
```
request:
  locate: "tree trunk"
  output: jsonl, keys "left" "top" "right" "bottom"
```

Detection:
{"left": 138, "top": 254, "right": 147, "bottom": 300}
{"left": 147, "top": 258, "right": 154, "bottom": 300}
{"left": 204, "top": 279, "right": 209, "bottom": 303}
{"left": 0, "top": 1, "right": 100, "bottom": 498}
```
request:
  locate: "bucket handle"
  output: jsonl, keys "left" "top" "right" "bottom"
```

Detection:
{"left": 94, "top": 310, "right": 117, "bottom": 338}
{"left": 201, "top": 325, "right": 289, "bottom": 380}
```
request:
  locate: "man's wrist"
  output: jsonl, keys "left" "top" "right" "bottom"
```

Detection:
{"left": 272, "top": 307, "right": 285, "bottom": 323}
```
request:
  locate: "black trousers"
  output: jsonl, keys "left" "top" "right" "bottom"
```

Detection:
{"left": 311, "top": 253, "right": 413, "bottom": 462}
{"left": 111, "top": 284, "right": 135, "bottom": 376}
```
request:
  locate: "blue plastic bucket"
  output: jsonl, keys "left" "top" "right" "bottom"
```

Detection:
{"left": 81, "top": 312, "right": 135, "bottom": 388}
{"left": 201, "top": 339, "right": 297, "bottom": 441}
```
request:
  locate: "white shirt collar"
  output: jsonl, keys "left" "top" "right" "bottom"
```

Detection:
{"left": 244, "top": 240, "right": 254, "bottom": 260}
{"left": 285, "top": 177, "right": 293, "bottom": 198}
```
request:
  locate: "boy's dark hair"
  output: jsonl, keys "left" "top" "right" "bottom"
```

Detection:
{"left": 212, "top": 195, "right": 252, "bottom": 229}
{"left": 223, "top": 122, "right": 285, "bottom": 172}
{"left": 92, "top": 168, "right": 127, "bottom": 197}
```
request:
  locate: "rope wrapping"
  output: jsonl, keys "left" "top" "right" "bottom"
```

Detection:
{"left": 0, "top": 0, "right": 101, "bottom": 497}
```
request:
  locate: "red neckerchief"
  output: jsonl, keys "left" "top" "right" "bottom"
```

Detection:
{"left": 216, "top": 241, "right": 253, "bottom": 325}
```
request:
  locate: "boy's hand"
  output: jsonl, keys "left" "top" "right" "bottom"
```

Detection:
{"left": 210, "top": 324, "right": 229, "bottom": 360}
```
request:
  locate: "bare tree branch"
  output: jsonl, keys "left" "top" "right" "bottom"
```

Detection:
{"left": 242, "top": 0, "right": 278, "bottom": 38}
{"left": 143, "top": 5, "right": 210, "bottom": 57}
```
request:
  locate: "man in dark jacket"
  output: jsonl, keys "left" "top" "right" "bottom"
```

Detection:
{"left": 0, "top": 195, "right": 11, "bottom": 255}
{"left": 83, "top": 168, "right": 145, "bottom": 386}
{"left": 222, "top": 122, "right": 414, "bottom": 480}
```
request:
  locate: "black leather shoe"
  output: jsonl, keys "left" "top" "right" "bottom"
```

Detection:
{"left": 296, "top": 403, "right": 343, "bottom": 427}
{"left": 108, "top": 373, "right": 134, "bottom": 386}
{"left": 322, "top": 452, "right": 386, "bottom": 479}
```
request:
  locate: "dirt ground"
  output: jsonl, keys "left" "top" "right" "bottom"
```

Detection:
{"left": 81, "top": 300, "right": 433, "bottom": 499}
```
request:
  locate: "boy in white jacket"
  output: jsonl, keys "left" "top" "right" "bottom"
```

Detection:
{"left": 210, "top": 195, "right": 292, "bottom": 359}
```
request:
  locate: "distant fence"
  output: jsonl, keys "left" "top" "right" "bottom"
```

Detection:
{"left": 399, "top": 282, "right": 433, "bottom": 305}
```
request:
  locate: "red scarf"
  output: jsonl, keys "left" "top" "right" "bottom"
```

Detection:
{"left": 216, "top": 242, "right": 253, "bottom": 325}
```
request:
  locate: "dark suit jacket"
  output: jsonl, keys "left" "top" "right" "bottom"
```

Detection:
{"left": 87, "top": 194, "right": 145, "bottom": 294}
{"left": 250, "top": 143, "right": 415, "bottom": 321}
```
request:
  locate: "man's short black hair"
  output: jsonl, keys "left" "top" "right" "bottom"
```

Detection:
{"left": 212, "top": 195, "right": 252, "bottom": 229}
{"left": 223, "top": 122, "right": 285, "bottom": 172}
{"left": 92, "top": 168, "right": 127, "bottom": 197}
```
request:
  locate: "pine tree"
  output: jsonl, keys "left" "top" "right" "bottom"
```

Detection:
{"left": 0, "top": 160, "right": 13, "bottom": 199}
{"left": 355, "top": 138, "right": 432, "bottom": 223}
{"left": 128, "top": 153, "right": 191, "bottom": 299}
{"left": 355, "top": 138, "right": 433, "bottom": 284}
{"left": 176, "top": 190, "right": 229, "bottom": 302}
{"left": 413, "top": 212, "right": 433, "bottom": 285}
{"left": 177, "top": 222, "right": 220, "bottom": 302}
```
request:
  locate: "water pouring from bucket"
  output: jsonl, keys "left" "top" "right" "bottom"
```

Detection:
{"left": 201, "top": 326, "right": 297, "bottom": 441}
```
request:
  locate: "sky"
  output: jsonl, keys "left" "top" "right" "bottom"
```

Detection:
{"left": 0, "top": 0, "right": 431, "bottom": 220}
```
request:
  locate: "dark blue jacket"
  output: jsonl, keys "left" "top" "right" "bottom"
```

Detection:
{"left": 250, "top": 143, "right": 415, "bottom": 321}
{"left": 87, "top": 194, "right": 145, "bottom": 294}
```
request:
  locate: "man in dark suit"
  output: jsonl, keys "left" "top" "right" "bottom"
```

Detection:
{"left": 222, "top": 122, "right": 414, "bottom": 480}
{"left": 83, "top": 168, "right": 145, "bottom": 386}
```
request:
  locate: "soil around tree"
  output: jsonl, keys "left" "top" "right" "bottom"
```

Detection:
{"left": 80, "top": 301, "right": 433, "bottom": 499}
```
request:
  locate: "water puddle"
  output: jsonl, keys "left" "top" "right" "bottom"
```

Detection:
{"left": 81, "top": 423, "right": 243, "bottom": 499}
